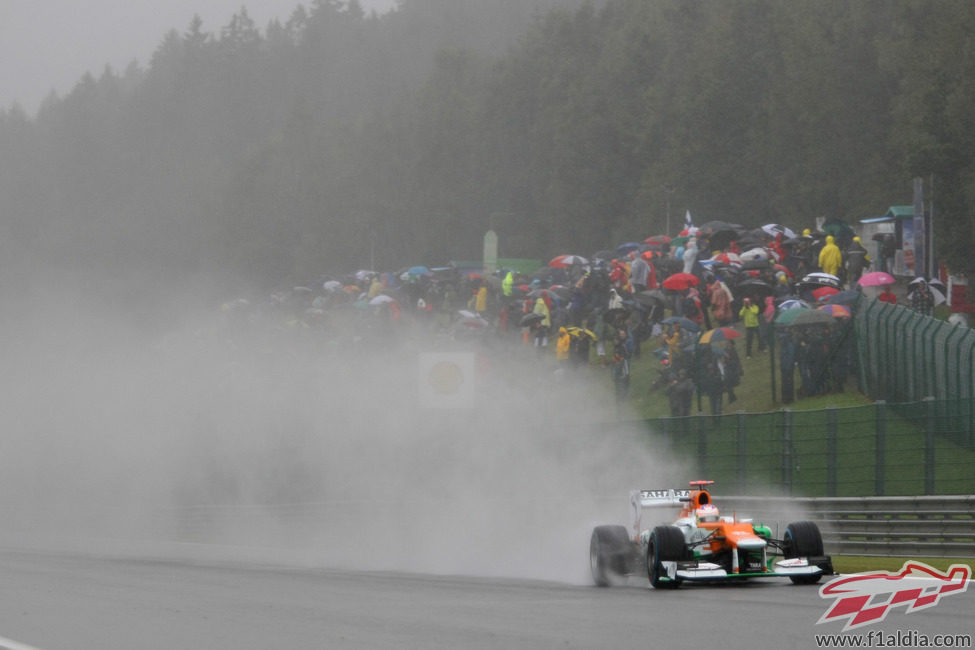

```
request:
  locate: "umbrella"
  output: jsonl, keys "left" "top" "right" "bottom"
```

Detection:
{"left": 698, "top": 327, "right": 742, "bottom": 344}
{"left": 549, "top": 254, "right": 589, "bottom": 268}
{"left": 519, "top": 312, "right": 545, "bottom": 327}
{"left": 323, "top": 280, "right": 342, "bottom": 291}
{"left": 566, "top": 326, "right": 597, "bottom": 341}
{"left": 817, "top": 304, "right": 851, "bottom": 318}
{"left": 812, "top": 286, "right": 840, "bottom": 301}
{"left": 823, "top": 290, "right": 863, "bottom": 307}
{"left": 698, "top": 220, "right": 742, "bottom": 234}
{"left": 644, "top": 235, "right": 671, "bottom": 246}
{"left": 735, "top": 279, "right": 773, "bottom": 297}
{"left": 822, "top": 218, "right": 855, "bottom": 242}
{"left": 456, "top": 316, "right": 489, "bottom": 329}
{"left": 527, "top": 289, "right": 559, "bottom": 306}
{"left": 662, "top": 273, "right": 700, "bottom": 290}
{"left": 929, "top": 286, "right": 947, "bottom": 305}
{"left": 739, "top": 248, "right": 770, "bottom": 262}
{"left": 761, "top": 223, "right": 798, "bottom": 239}
{"left": 799, "top": 272, "right": 842, "bottom": 289}
{"left": 407, "top": 265, "right": 432, "bottom": 276}
{"left": 634, "top": 289, "right": 667, "bottom": 308}
{"left": 603, "top": 307, "right": 632, "bottom": 326}
{"left": 616, "top": 242, "right": 643, "bottom": 255}
{"left": 857, "top": 271, "right": 896, "bottom": 287}
{"left": 778, "top": 299, "right": 810, "bottom": 311}
{"left": 369, "top": 294, "right": 396, "bottom": 305}
{"left": 909, "top": 276, "right": 928, "bottom": 286}
{"left": 712, "top": 252, "right": 742, "bottom": 265}
{"left": 662, "top": 316, "right": 701, "bottom": 332}
{"left": 775, "top": 308, "right": 835, "bottom": 327}
{"left": 670, "top": 236, "right": 690, "bottom": 248}
{"left": 684, "top": 342, "right": 726, "bottom": 356}
{"left": 772, "top": 264, "right": 794, "bottom": 278}
{"left": 708, "top": 230, "right": 740, "bottom": 251}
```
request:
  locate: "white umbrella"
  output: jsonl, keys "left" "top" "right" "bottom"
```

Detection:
{"left": 369, "top": 294, "right": 395, "bottom": 305}
{"left": 739, "top": 247, "right": 770, "bottom": 261}
{"left": 761, "top": 223, "right": 797, "bottom": 239}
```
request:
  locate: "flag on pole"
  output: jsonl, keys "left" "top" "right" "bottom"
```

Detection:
{"left": 685, "top": 210, "right": 693, "bottom": 229}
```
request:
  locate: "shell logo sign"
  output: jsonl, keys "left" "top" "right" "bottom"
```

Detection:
{"left": 418, "top": 353, "right": 475, "bottom": 409}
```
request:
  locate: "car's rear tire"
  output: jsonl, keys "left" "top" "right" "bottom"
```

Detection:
{"left": 647, "top": 525, "right": 686, "bottom": 589}
{"left": 784, "top": 521, "right": 825, "bottom": 584}
{"left": 590, "top": 525, "right": 632, "bottom": 587}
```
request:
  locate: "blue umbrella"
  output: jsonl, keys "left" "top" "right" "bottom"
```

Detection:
{"left": 616, "top": 242, "right": 643, "bottom": 255}
{"left": 662, "top": 316, "right": 701, "bottom": 332}
{"left": 408, "top": 265, "right": 432, "bottom": 276}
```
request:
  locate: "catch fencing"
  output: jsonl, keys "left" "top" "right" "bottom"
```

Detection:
{"left": 643, "top": 399, "right": 975, "bottom": 497}
{"left": 638, "top": 296, "right": 975, "bottom": 497}
{"left": 722, "top": 495, "right": 975, "bottom": 558}
{"left": 856, "top": 299, "right": 975, "bottom": 434}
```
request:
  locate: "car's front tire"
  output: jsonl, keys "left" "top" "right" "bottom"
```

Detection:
{"left": 647, "top": 525, "right": 686, "bottom": 589}
{"left": 784, "top": 521, "right": 825, "bottom": 584}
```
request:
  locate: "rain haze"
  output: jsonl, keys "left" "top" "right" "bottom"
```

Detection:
{"left": 0, "top": 0, "right": 684, "bottom": 585}
{"left": 0, "top": 0, "right": 397, "bottom": 114}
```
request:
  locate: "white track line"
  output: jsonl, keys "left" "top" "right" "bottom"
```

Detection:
{"left": 0, "top": 636, "right": 42, "bottom": 650}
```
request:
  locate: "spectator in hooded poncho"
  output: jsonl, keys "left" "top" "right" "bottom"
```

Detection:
{"left": 707, "top": 278, "right": 733, "bottom": 326}
{"left": 818, "top": 235, "right": 843, "bottom": 278}
{"left": 845, "top": 237, "right": 871, "bottom": 284}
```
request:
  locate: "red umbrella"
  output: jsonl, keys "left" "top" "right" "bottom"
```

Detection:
{"left": 773, "top": 264, "right": 794, "bottom": 278}
{"left": 812, "top": 286, "right": 840, "bottom": 301}
{"left": 549, "top": 254, "right": 589, "bottom": 268}
{"left": 662, "top": 273, "right": 700, "bottom": 290}
{"left": 644, "top": 234, "right": 671, "bottom": 245}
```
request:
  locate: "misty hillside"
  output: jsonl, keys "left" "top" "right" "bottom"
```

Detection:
{"left": 1, "top": 0, "right": 974, "bottom": 309}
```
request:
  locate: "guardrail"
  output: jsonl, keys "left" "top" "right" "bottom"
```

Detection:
{"left": 724, "top": 495, "right": 975, "bottom": 558}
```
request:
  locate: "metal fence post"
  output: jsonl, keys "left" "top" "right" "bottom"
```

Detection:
{"left": 737, "top": 411, "right": 747, "bottom": 493}
{"left": 967, "top": 335, "right": 975, "bottom": 446}
{"left": 827, "top": 406, "right": 837, "bottom": 496}
{"left": 875, "top": 400, "right": 886, "bottom": 496}
{"left": 924, "top": 396, "right": 936, "bottom": 495}
{"left": 920, "top": 318, "right": 939, "bottom": 399}
{"left": 697, "top": 415, "right": 708, "bottom": 477}
{"left": 782, "top": 409, "right": 793, "bottom": 495}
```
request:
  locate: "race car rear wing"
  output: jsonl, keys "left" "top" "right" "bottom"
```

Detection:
{"left": 629, "top": 489, "right": 690, "bottom": 539}
{"left": 631, "top": 489, "right": 691, "bottom": 508}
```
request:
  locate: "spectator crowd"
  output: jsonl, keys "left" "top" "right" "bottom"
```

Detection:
{"left": 218, "top": 219, "right": 948, "bottom": 417}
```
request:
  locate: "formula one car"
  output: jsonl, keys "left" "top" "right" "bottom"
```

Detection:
{"left": 589, "top": 480, "right": 833, "bottom": 588}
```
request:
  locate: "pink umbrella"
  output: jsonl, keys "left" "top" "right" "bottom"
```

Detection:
{"left": 857, "top": 271, "right": 896, "bottom": 287}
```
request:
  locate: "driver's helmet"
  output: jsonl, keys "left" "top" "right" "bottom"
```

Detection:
{"left": 695, "top": 504, "right": 720, "bottom": 524}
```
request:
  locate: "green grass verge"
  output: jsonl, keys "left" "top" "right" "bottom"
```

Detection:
{"left": 833, "top": 555, "right": 974, "bottom": 574}
{"left": 629, "top": 338, "right": 873, "bottom": 418}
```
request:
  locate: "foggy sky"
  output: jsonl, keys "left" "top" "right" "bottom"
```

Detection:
{"left": 0, "top": 0, "right": 396, "bottom": 115}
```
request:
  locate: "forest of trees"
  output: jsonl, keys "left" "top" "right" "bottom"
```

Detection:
{"left": 1, "top": 0, "right": 973, "bottom": 309}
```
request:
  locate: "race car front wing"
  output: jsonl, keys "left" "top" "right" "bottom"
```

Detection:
{"left": 661, "top": 556, "right": 832, "bottom": 582}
